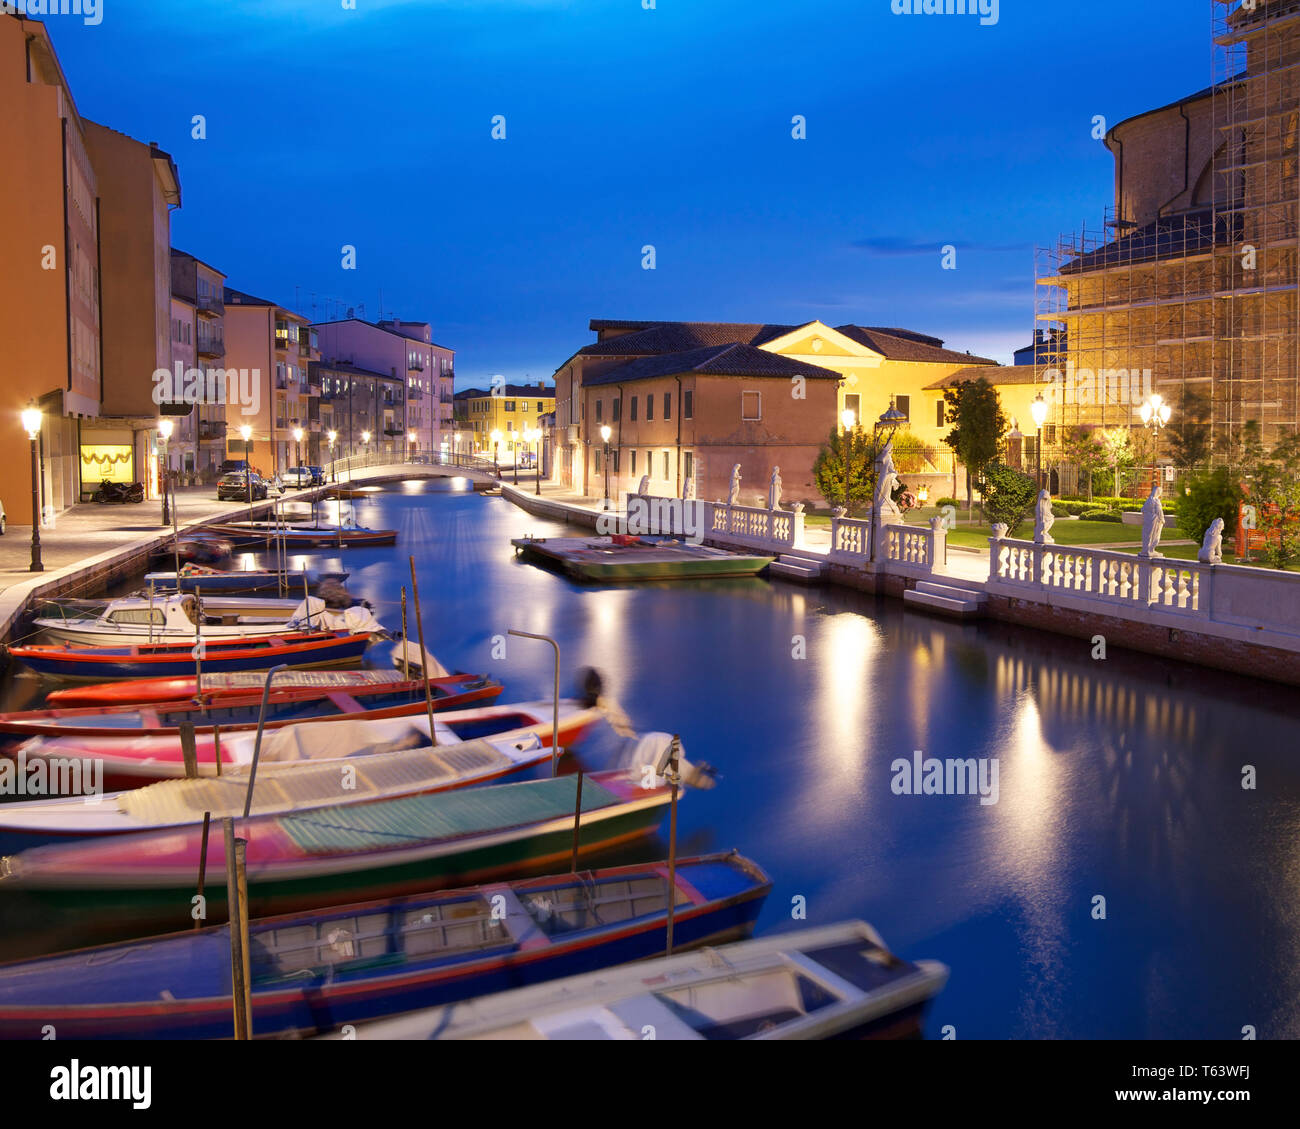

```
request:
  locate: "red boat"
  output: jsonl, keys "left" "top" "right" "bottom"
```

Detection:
{"left": 6, "top": 630, "right": 373, "bottom": 680}
{"left": 202, "top": 522, "right": 397, "bottom": 548}
{"left": 46, "top": 668, "right": 414, "bottom": 708}
{"left": 0, "top": 673, "right": 503, "bottom": 741}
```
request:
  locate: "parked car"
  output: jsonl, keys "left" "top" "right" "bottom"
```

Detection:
{"left": 306, "top": 465, "right": 326, "bottom": 486}
{"left": 217, "top": 471, "right": 267, "bottom": 501}
{"left": 219, "top": 458, "right": 250, "bottom": 475}
{"left": 281, "top": 466, "right": 314, "bottom": 488}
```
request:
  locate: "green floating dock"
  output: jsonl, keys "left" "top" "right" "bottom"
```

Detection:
{"left": 511, "top": 536, "right": 774, "bottom": 582}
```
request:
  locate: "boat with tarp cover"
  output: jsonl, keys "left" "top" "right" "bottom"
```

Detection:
{"left": 44, "top": 668, "right": 413, "bottom": 708}
{"left": 0, "top": 853, "right": 770, "bottom": 1039}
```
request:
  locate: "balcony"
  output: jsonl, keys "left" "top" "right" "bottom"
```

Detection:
{"left": 198, "top": 420, "right": 227, "bottom": 443}
{"left": 408, "top": 357, "right": 426, "bottom": 372}
{"left": 274, "top": 334, "right": 297, "bottom": 353}
{"left": 407, "top": 386, "right": 422, "bottom": 400}
{"left": 197, "top": 293, "right": 224, "bottom": 317}
{"left": 197, "top": 333, "right": 224, "bottom": 358}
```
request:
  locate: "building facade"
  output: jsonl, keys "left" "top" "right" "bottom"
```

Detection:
{"left": 169, "top": 250, "right": 227, "bottom": 480}
{"left": 310, "top": 360, "right": 405, "bottom": 465}
{"left": 453, "top": 383, "right": 555, "bottom": 464}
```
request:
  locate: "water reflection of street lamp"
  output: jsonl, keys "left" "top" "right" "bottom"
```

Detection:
{"left": 840, "top": 407, "right": 857, "bottom": 512}
{"left": 490, "top": 429, "right": 501, "bottom": 478}
{"left": 157, "top": 417, "right": 174, "bottom": 527}
{"left": 1030, "top": 393, "right": 1048, "bottom": 490}
{"left": 1139, "top": 393, "right": 1172, "bottom": 488}
{"left": 239, "top": 423, "right": 253, "bottom": 510}
{"left": 600, "top": 424, "right": 612, "bottom": 509}
{"left": 21, "top": 405, "right": 42, "bottom": 572}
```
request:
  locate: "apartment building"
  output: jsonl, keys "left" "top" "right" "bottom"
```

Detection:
{"left": 454, "top": 383, "right": 555, "bottom": 462}
{"left": 310, "top": 360, "right": 405, "bottom": 464}
{"left": 222, "top": 288, "right": 319, "bottom": 475}
{"left": 169, "top": 250, "right": 227, "bottom": 479}
{"left": 0, "top": 14, "right": 101, "bottom": 521}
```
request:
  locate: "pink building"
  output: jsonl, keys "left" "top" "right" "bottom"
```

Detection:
{"left": 312, "top": 318, "right": 454, "bottom": 458}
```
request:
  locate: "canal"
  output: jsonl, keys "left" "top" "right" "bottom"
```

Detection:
{"left": 4, "top": 476, "right": 1299, "bottom": 1039}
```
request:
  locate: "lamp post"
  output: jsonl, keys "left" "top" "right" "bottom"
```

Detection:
{"left": 490, "top": 429, "right": 501, "bottom": 479}
{"left": 292, "top": 426, "right": 303, "bottom": 470}
{"left": 239, "top": 424, "right": 253, "bottom": 511}
{"left": 600, "top": 424, "right": 612, "bottom": 509}
{"left": 408, "top": 430, "right": 416, "bottom": 463}
{"left": 840, "top": 407, "right": 857, "bottom": 513}
{"left": 157, "top": 417, "right": 174, "bottom": 527}
{"left": 361, "top": 429, "right": 371, "bottom": 473}
{"left": 327, "top": 429, "right": 337, "bottom": 483}
{"left": 21, "top": 406, "right": 42, "bottom": 573}
{"left": 869, "top": 399, "right": 907, "bottom": 565}
{"left": 1030, "top": 392, "right": 1048, "bottom": 491}
{"left": 1139, "top": 393, "right": 1172, "bottom": 489}
{"left": 512, "top": 429, "right": 520, "bottom": 486}
{"left": 526, "top": 427, "right": 542, "bottom": 495}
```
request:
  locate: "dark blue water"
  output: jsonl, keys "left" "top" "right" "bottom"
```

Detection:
{"left": 9, "top": 477, "right": 1300, "bottom": 1038}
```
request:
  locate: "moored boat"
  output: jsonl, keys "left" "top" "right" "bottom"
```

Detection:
{"left": 6, "top": 630, "right": 373, "bottom": 680}
{"left": 142, "top": 565, "right": 349, "bottom": 594}
{"left": 0, "top": 853, "right": 770, "bottom": 1039}
{"left": 0, "top": 672, "right": 503, "bottom": 741}
{"left": 202, "top": 521, "right": 397, "bottom": 548}
{"left": 0, "top": 769, "right": 678, "bottom": 944}
{"left": 7, "top": 698, "right": 606, "bottom": 791}
{"left": 43, "top": 667, "right": 413, "bottom": 707}
{"left": 328, "top": 920, "right": 949, "bottom": 1041}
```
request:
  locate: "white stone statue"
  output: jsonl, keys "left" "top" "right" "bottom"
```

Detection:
{"left": 873, "top": 441, "right": 903, "bottom": 526}
{"left": 683, "top": 473, "right": 696, "bottom": 501}
{"left": 991, "top": 522, "right": 1009, "bottom": 540}
{"left": 1034, "top": 489, "right": 1056, "bottom": 545}
{"left": 768, "top": 466, "right": 783, "bottom": 511}
{"left": 727, "top": 464, "right": 742, "bottom": 506}
{"left": 1198, "top": 517, "right": 1224, "bottom": 564}
{"left": 636, "top": 474, "right": 649, "bottom": 496}
{"left": 1141, "top": 483, "right": 1165, "bottom": 557}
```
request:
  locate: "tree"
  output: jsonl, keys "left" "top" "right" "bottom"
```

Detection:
{"left": 1178, "top": 467, "right": 1242, "bottom": 550}
{"left": 1254, "top": 432, "right": 1300, "bottom": 569}
{"left": 813, "top": 426, "right": 875, "bottom": 517}
{"left": 1167, "top": 388, "right": 1213, "bottom": 470}
{"left": 978, "top": 460, "right": 1038, "bottom": 536}
{"left": 943, "top": 379, "right": 1008, "bottom": 509}
{"left": 1096, "top": 427, "right": 1134, "bottom": 497}
{"left": 1217, "top": 419, "right": 1266, "bottom": 483}
{"left": 1059, "top": 425, "right": 1109, "bottom": 501}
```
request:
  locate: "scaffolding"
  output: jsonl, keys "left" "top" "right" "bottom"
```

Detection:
{"left": 1031, "top": 0, "right": 1300, "bottom": 486}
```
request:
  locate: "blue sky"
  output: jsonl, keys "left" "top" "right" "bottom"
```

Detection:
{"left": 44, "top": 0, "right": 1209, "bottom": 381}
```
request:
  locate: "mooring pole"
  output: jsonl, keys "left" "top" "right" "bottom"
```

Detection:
{"left": 223, "top": 818, "right": 252, "bottom": 1039}
{"left": 242, "top": 664, "right": 289, "bottom": 818}
{"left": 192, "top": 585, "right": 203, "bottom": 698}
{"left": 194, "top": 810, "right": 211, "bottom": 932}
{"left": 665, "top": 736, "right": 681, "bottom": 956}
{"left": 570, "top": 769, "right": 584, "bottom": 872}
{"left": 179, "top": 720, "right": 198, "bottom": 780}
{"left": 507, "top": 629, "right": 561, "bottom": 776}
{"left": 400, "top": 586, "right": 410, "bottom": 680}
{"left": 408, "top": 557, "right": 438, "bottom": 747}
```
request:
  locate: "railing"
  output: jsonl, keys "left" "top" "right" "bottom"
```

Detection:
{"left": 705, "top": 501, "right": 804, "bottom": 550}
{"left": 197, "top": 294, "right": 224, "bottom": 316}
{"left": 828, "top": 514, "right": 945, "bottom": 573}
{"left": 197, "top": 333, "right": 225, "bottom": 356}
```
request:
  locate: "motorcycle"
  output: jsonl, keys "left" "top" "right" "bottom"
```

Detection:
{"left": 94, "top": 479, "right": 145, "bottom": 504}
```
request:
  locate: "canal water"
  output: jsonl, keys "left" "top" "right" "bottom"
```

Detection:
{"left": 4, "top": 476, "right": 1299, "bottom": 1039}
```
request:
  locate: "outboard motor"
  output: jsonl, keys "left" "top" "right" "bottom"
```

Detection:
{"left": 577, "top": 666, "right": 603, "bottom": 709}
{"left": 613, "top": 731, "right": 718, "bottom": 791}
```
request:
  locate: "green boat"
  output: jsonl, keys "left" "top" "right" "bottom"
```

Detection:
{"left": 512, "top": 535, "right": 774, "bottom": 581}
{"left": 0, "top": 771, "right": 674, "bottom": 952}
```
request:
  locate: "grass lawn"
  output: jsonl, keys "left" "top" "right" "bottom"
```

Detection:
{"left": 946, "top": 520, "right": 1145, "bottom": 550}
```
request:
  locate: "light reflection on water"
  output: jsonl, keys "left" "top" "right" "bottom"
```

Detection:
{"left": 2, "top": 478, "right": 1299, "bottom": 1039}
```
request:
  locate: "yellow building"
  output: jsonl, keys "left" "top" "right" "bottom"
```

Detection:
{"left": 454, "top": 383, "right": 555, "bottom": 463}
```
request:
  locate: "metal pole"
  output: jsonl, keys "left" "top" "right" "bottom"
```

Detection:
{"left": 193, "top": 585, "right": 203, "bottom": 698}
{"left": 161, "top": 444, "right": 170, "bottom": 527}
{"left": 665, "top": 736, "right": 681, "bottom": 956}
{"left": 171, "top": 471, "right": 181, "bottom": 581}
{"left": 1036, "top": 427, "right": 1043, "bottom": 491}
{"left": 194, "top": 810, "right": 210, "bottom": 932}
{"left": 28, "top": 437, "right": 42, "bottom": 573}
{"left": 400, "top": 586, "right": 410, "bottom": 680}
{"left": 242, "top": 663, "right": 289, "bottom": 818}
{"left": 180, "top": 720, "right": 198, "bottom": 780}
{"left": 570, "top": 769, "right": 584, "bottom": 872}
{"left": 408, "top": 557, "right": 439, "bottom": 746}
{"left": 507, "top": 629, "right": 560, "bottom": 776}
{"left": 223, "top": 817, "right": 252, "bottom": 1039}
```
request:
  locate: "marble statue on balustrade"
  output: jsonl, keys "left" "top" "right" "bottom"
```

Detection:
{"left": 768, "top": 467, "right": 783, "bottom": 511}
{"left": 1140, "top": 483, "right": 1165, "bottom": 557}
{"left": 873, "top": 442, "right": 904, "bottom": 527}
{"left": 637, "top": 475, "right": 649, "bottom": 496}
{"left": 727, "top": 465, "right": 742, "bottom": 507}
{"left": 1034, "top": 489, "right": 1055, "bottom": 545}
{"left": 1198, "top": 517, "right": 1224, "bottom": 564}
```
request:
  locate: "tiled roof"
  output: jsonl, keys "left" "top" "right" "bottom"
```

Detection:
{"left": 1058, "top": 209, "right": 1236, "bottom": 275}
{"left": 583, "top": 343, "right": 842, "bottom": 387}
{"left": 923, "top": 365, "right": 1040, "bottom": 390}
{"left": 580, "top": 319, "right": 995, "bottom": 365}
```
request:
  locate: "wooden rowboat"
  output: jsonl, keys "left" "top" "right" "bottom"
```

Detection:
{"left": 0, "top": 853, "right": 770, "bottom": 1039}
{"left": 330, "top": 920, "right": 949, "bottom": 1041}
{"left": 142, "top": 566, "right": 349, "bottom": 594}
{"left": 202, "top": 522, "right": 397, "bottom": 548}
{"left": 44, "top": 668, "right": 414, "bottom": 708}
{"left": 6, "top": 631, "right": 374, "bottom": 680}
{"left": 0, "top": 770, "right": 676, "bottom": 945}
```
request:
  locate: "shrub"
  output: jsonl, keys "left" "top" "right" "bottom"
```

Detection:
{"left": 1080, "top": 509, "right": 1121, "bottom": 522}
{"left": 935, "top": 497, "right": 960, "bottom": 509}
{"left": 978, "top": 461, "right": 1038, "bottom": 536}
{"left": 1178, "top": 468, "right": 1241, "bottom": 548}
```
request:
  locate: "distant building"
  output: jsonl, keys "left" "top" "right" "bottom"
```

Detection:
{"left": 169, "top": 250, "right": 228, "bottom": 480}
{"left": 454, "top": 383, "right": 555, "bottom": 463}
{"left": 309, "top": 360, "right": 405, "bottom": 464}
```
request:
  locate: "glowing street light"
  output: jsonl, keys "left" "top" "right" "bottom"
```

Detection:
{"left": 490, "top": 429, "right": 502, "bottom": 478}
{"left": 327, "top": 429, "right": 337, "bottom": 483}
{"left": 292, "top": 426, "right": 304, "bottom": 469}
{"left": 524, "top": 426, "right": 542, "bottom": 495}
{"left": 157, "top": 417, "right": 174, "bottom": 527}
{"left": 600, "top": 424, "right": 612, "bottom": 509}
{"left": 1030, "top": 392, "right": 1048, "bottom": 490}
{"left": 1139, "top": 393, "right": 1173, "bottom": 487}
{"left": 840, "top": 408, "right": 857, "bottom": 511}
{"left": 239, "top": 423, "right": 253, "bottom": 509}
{"left": 21, "top": 405, "right": 43, "bottom": 572}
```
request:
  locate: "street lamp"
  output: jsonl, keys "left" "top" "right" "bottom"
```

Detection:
{"left": 157, "top": 417, "right": 174, "bottom": 527}
{"left": 840, "top": 407, "right": 857, "bottom": 513}
{"left": 874, "top": 396, "right": 907, "bottom": 444}
{"left": 490, "top": 429, "right": 501, "bottom": 478}
{"left": 239, "top": 423, "right": 253, "bottom": 510}
{"left": 525, "top": 427, "right": 542, "bottom": 495}
{"left": 292, "top": 426, "right": 303, "bottom": 469}
{"left": 1139, "top": 393, "right": 1172, "bottom": 489}
{"left": 327, "top": 429, "right": 337, "bottom": 483}
{"left": 1030, "top": 393, "right": 1048, "bottom": 491}
{"left": 21, "top": 405, "right": 42, "bottom": 573}
{"left": 600, "top": 424, "right": 612, "bottom": 509}
{"left": 408, "top": 430, "right": 416, "bottom": 463}
{"left": 361, "top": 429, "right": 371, "bottom": 470}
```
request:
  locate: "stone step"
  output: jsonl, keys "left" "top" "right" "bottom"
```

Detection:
{"left": 915, "top": 580, "right": 987, "bottom": 604}
{"left": 769, "top": 558, "right": 825, "bottom": 584}
{"left": 903, "top": 589, "right": 985, "bottom": 619}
